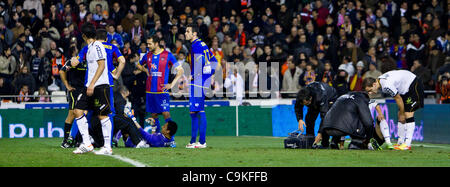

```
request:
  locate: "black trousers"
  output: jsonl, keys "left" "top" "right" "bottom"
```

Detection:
{"left": 78, "top": 114, "right": 143, "bottom": 147}
{"left": 305, "top": 108, "right": 331, "bottom": 147}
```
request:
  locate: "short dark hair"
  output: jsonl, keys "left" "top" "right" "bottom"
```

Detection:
{"left": 81, "top": 23, "right": 96, "bottom": 39}
{"left": 167, "top": 121, "right": 178, "bottom": 137}
{"left": 297, "top": 88, "right": 312, "bottom": 102}
{"left": 148, "top": 35, "right": 163, "bottom": 48}
{"left": 362, "top": 77, "right": 377, "bottom": 89}
{"left": 96, "top": 29, "right": 108, "bottom": 40}
{"left": 186, "top": 24, "right": 200, "bottom": 36}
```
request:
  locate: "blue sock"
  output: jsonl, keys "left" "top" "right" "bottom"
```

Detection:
{"left": 199, "top": 112, "right": 207, "bottom": 144}
{"left": 153, "top": 117, "right": 161, "bottom": 133}
{"left": 190, "top": 113, "right": 199, "bottom": 144}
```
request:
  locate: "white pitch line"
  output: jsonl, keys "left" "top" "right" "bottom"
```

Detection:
{"left": 105, "top": 154, "right": 148, "bottom": 167}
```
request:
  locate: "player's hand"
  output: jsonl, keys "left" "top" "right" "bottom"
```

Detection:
{"left": 398, "top": 113, "right": 406, "bottom": 124}
{"left": 87, "top": 85, "right": 94, "bottom": 96}
{"left": 298, "top": 120, "right": 305, "bottom": 132}
{"left": 66, "top": 85, "right": 75, "bottom": 92}
{"left": 163, "top": 83, "right": 172, "bottom": 92}
{"left": 145, "top": 118, "right": 155, "bottom": 125}
{"left": 112, "top": 73, "right": 119, "bottom": 80}
{"left": 71, "top": 57, "right": 80, "bottom": 67}
{"left": 377, "top": 114, "right": 385, "bottom": 121}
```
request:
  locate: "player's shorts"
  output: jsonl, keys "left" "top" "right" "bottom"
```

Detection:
{"left": 401, "top": 77, "right": 424, "bottom": 112}
{"left": 146, "top": 93, "right": 170, "bottom": 114}
{"left": 74, "top": 84, "right": 112, "bottom": 116}
{"left": 67, "top": 88, "right": 83, "bottom": 110}
{"left": 189, "top": 86, "right": 205, "bottom": 112}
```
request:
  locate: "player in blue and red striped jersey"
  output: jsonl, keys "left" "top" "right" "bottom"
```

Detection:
{"left": 185, "top": 24, "right": 218, "bottom": 149}
{"left": 136, "top": 35, "right": 184, "bottom": 136}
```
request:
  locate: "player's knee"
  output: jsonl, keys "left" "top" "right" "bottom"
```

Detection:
{"left": 73, "top": 109, "right": 84, "bottom": 118}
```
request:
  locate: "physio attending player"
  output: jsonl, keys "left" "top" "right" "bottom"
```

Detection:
{"left": 72, "top": 23, "right": 113, "bottom": 155}
{"left": 295, "top": 81, "right": 338, "bottom": 148}
{"left": 185, "top": 24, "right": 218, "bottom": 149}
{"left": 363, "top": 70, "right": 424, "bottom": 150}
{"left": 136, "top": 35, "right": 183, "bottom": 135}
{"left": 319, "top": 91, "right": 384, "bottom": 150}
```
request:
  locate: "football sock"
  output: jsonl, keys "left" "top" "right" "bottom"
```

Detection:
{"left": 153, "top": 117, "right": 161, "bottom": 133}
{"left": 199, "top": 112, "right": 207, "bottom": 145}
{"left": 101, "top": 117, "right": 112, "bottom": 148}
{"left": 397, "top": 122, "right": 406, "bottom": 145}
{"left": 190, "top": 113, "right": 199, "bottom": 144}
{"left": 63, "top": 122, "right": 72, "bottom": 140}
{"left": 405, "top": 121, "right": 415, "bottom": 147}
{"left": 76, "top": 114, "right": 91, "bottom": 146}
{"left": 379, "top": 120, "right": 391, "bottom": 144}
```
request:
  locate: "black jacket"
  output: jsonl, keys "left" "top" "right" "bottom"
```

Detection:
{"left": 294, "top": 82, "right": 338, "bottom": 121}
{"left": 320, "top": 92, "right": 373, "bottom": 139}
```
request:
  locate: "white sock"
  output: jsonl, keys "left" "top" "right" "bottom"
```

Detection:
{"left": 404, "top": 122, "right": 415, "bottom": 146}
{"left": 397, "top": 122, "right": 406, "bottom": 145}
{"left": 76, "top": 115, "right": 91, "bottom": 145}
{"left": 379, "top": 120, "right": 391, "bottom": 144}
{"left": 101, "top": 117, "right": 112, "bottom": 149}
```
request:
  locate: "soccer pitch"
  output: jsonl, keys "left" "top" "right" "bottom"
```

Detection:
{"left": 0, "top": 136, "right": 449, "bottom": 167}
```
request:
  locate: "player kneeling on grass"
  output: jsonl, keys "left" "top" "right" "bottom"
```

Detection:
{"left": 124, "top": 118, "right": 178, "bottom": 148}
{"left": 315, "top": 91, "right": 385, "bottom": 150}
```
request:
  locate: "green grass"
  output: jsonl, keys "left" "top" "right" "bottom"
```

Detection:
{"left": 0, "top": 136, "right": 449, "bottom": 167}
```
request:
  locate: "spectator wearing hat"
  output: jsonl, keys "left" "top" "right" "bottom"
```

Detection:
{"left": 121, "top": 10, "right": 137, "bottom": 34}
{"left": 208, "top": 17, "right": 220, "bottom": 40}
{"left": 338, "top": 56, "right": 355, "bottom": 79}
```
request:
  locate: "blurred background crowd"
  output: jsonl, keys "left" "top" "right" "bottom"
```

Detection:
{"left": 0, "top": 0, "right": 448, "bottom": 104}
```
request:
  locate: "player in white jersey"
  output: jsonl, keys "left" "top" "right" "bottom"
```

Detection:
{"left": 363, "top": 70, "right": 424, "bottom": 150}
{"left": 72, "top": 23, "right": 113, "bottom": 155}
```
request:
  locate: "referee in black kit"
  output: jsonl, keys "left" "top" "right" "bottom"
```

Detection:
{"left": 294, "top": 81, "right": 338, "bottom": 148}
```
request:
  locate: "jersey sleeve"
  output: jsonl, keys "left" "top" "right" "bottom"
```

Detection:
{"left": 93, "top": 43, "right": 107, "bottom": 61}
{"left": 112, "top": 45, "right": 123, "bottom": 59}
{"left": 77, "top": 46, "right": 89, "bottom": 63}
{"left": 380, "top": 79, "right": 398, "bottom": 97}
{"left": 168, "top": 52, "right": 179, "bottom": 68}
{"left": 139, "top": 53, "right": 148, "bottom": 65}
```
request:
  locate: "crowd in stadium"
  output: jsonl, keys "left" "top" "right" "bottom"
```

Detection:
{"left": 0, "top": 0, "right": 449, "bottom": 104}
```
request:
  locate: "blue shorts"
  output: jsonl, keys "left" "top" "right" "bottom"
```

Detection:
{"left": 189, "top": 86, "right": 205, "bottom": 112}
{"left": 146, "top": 93, "right": 170, "bottom": 114}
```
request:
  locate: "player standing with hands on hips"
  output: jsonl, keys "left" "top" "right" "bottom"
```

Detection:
{"left": 184, "top": 24, "right": 218, "bottom": 149}
{"left": 363, "top": 70, "right": 424, "bottom": 150}
{"left": 72, "top": 23, "right": 113, "bottom": 155}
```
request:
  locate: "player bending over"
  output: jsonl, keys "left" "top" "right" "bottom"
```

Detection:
{"left": 363, "top": 70, "right": 424, "bottom": 150}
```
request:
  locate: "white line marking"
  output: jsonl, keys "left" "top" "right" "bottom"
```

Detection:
{"left": 106, "top": 154, "right": 148, "bottom": 167}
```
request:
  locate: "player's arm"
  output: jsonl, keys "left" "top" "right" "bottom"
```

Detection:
{"left": 136, "top": 54, "right": 150, "bottom": 76}
{"left": 294, "top": 93, "right": 305, "bottom": 132}
{"left": 375, "top": 104, "right": 385, "bottom": 121}
{"left": 59, "top": 64, "right": 75, "bottom": 91}
{"left": 164, "top": 54, "right": 184, "bottom": 91}
{"left": 393, "top": 94, "right": 406, "bottom": 123}
{"left": 112, "top": 47, "right": 126, "bottom": 79}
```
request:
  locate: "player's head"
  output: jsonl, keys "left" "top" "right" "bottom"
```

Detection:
{"left": 81, "top": 23, "right": 96, "bottom": 40}
{"left": 146, "top": 35, "right": 162, "bottom": 52}
{"left": 95, "top": 29, "right": 108, "bottom": 41}
{"left": 363, "top": 77, "right": 380, "bottom": 95}
{"left": 185, "top": 24, "right": 199, "bottom": 41}
{"left": 297, "top": 88, "right": 312, "bottom": 106}
{"left": 162, "top": 121, "right": 178, "bottom": 138}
